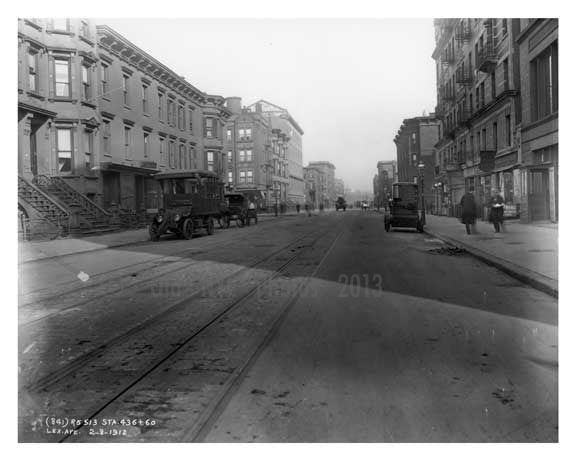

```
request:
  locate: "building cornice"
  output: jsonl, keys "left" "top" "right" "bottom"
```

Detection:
{"left": 96, "top": 25, "right": 209, "bottom": 106}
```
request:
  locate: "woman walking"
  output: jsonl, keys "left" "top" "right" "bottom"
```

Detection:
{"left": 460, "top": 192, "right": 477, "bottom": 235}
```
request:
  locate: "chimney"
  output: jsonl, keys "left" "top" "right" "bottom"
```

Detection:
{"left": 225, "top": 97, "right": 242, "bottom": 114}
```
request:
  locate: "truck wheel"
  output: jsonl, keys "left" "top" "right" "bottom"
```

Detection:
{"left": 149, "top": 223, "right": 161, "bottom": 241}
{"left": 182, "top": 218, "right": 194, "bottom": 239}
{"left": 206, "top": 217, "right": 214, "bottom": 235}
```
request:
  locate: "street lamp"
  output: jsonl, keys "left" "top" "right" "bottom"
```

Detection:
{"left": 417, "top": 160, "right": 426, "bottom": 225}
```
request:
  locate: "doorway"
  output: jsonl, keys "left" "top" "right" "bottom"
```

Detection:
{"left": 528, "top": 169, "right": 550, "bottom": 221}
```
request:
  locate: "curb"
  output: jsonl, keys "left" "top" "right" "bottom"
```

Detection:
{"left": 424, "top": 229, "right": 558, "bottom": 299}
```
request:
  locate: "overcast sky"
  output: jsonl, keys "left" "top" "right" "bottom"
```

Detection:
{"left": 95, "top": 18, "right": 438, "bottom": 192}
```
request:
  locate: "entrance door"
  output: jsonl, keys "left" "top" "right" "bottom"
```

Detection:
{"left": 528, "top": 169, "right": 550, "bottom": 221}
{"left": 102, "top": 172, "right": 120, "bottom": 209}
{"left": 29, "top": 126, "right": 38, "bottom": 177}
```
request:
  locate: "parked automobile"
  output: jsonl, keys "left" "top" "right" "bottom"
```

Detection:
{"left": 148, "top": 170, "right": 221, "bottom": 241}
{"left": 384, "top": 182, "right": 424, "bottom": 232}
{"left": 336, "top": 196, "right": 347, "bottom": 211}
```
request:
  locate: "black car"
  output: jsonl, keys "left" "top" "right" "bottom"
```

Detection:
{"left": 336, "top": 197, "right": 347, "bottom": 211}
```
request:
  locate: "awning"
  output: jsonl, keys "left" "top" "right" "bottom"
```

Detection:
{"left": 98, "top": 161, "right": 159, "bottom": 176}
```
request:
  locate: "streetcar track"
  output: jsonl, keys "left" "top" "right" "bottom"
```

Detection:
{"left": 25, "top": 225, "right": 332, "bottom": 393}
{"left": 19, "top": 224, "right": 276, "bottom": 307}
{"left": 185, "top": 227, "right": 344, "bottom": 442}
{"left": 55, "top": 225, "right": 340, "bottom": 442}
{"left": 19, "top": 225, "right": 317, "bottom": 326}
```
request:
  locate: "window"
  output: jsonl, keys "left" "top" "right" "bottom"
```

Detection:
{"left": 246, "top": 150, "right": 253, "bottom": 161}
{"left": 122, "top": 74, "right": 130, "bottom": 106}
{"left": 101, "top": 62, "right": 109, "bottom": 98}
{"left": 239, "top": 170, "right": 246, "bottom": 183}
{"left": 493, "top": 122, "right": 498, "bottom": 151}
{"left": 239, "top": 150, "right": 245, "bottom": 162}
{"left": 530, "top": 42, "right": 558, "bottom": 121}
{"left": 169, "top": 141, "right": 176, "bottom": 168}
{"left": 84, "top": 129, "right": 93, "bottom": 172}
{"left": 80, "top": 20, "right": 90, "bottom": 40}
{"left": 239, "top": 128, "right": 245, "bottom": 140}
{"left": 56, "top": 128, "right": 73, "bottom": 173}
{"left": 159, "top": 137, "right": 166, "bottom": 165}
{"left": 178, "top": 105, "right": 185, "bottom": 130}
{"left": 228, "top": 171, "right": 233, "bottom": 183}
{"left": 207, "top": 151, "right": 214, "bottom": 171}
{"left": 124, "top": 125, "right": 132, "bottom": 159}
{"left": 142, "top": 84, "right": 149, "bottom": 113}
{"left": 143, "top": 131, "right": 150, "bottom": 158}
{"left": 189, "top": 109, "right": 194, "bottom": 133}
{"left": 81, "top": 63, "right": 91, "bottom": 101}
{"left": 28, "top": 49, "right": 38, "bottom": 93}
{"left": 179, "top": 144, "right": 186, "bottom": 169}
{"left": 505, "top": 114, "right": 512, "bottom": 146}
{"left": 503, "top": 58, "right": 509, "bottom": 91}
{"left": 481, "top": 128, "right": 487, "bottom": 151}
{"left": 246, "top": 169, "right": 253, "bottom": 183}
{"left": 227, "top": 151, "right": 232, "bottom": 162}
{"left": 102, "top": 120, "right": 111, "bottom": 157}
{"left": 475, "top": 87, "right": 480, "bottom": 110}
{"left": 54, "top": 58, "right": 70, "bottom": 97}
{"left": 158, "top": 92, "right": 165, "bottom": 121}
{"left": 205, "top": 118, "right": 214, "bottom": 138}
{"left": 245, "top": 128, "right": 252, "bottom": 140}
{"left": 167, "top": 99, "right": 175, "bottom": 125}
{"left": 189, "top": 145, "right": 196, "bottom": 169}
{"left": 480, "top": 82, "right": 485, "bottom": 107}
{"left": 226, "top": 129, "right": 232, "bottom": 141}
{"left": 491, "top": 71, "right": 496, "bottom": 100}
{"left": 50, "top": 18, "right": 69, "bottom": 31}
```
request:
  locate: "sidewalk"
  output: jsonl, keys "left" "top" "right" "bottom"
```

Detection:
{"left": 424, "top": 214, "right": 558, "bottom": 297}
{"left": 18, "top": 212, "right": 302, "bottom": 264}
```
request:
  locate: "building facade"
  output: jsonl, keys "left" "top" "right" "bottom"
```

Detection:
{"left": 307, "top": 161, "right": 336, "bottom": 207}
{"left": 432, "top": 18, "right": 523, "bottom": 220}
{"left": 18, "top": 18, "right": 230, "bottom": 236}
{"left": 394, "top": 116, "right": 439, "bottom": 212}
{"left": 334, "top": 178, "right": 345, "bottom": 199}
{"left": 247, "top": 100, "right": 305, "bottom": 207}
{"left": 374, "top": 160, "right": 397, "bottom": 207}
{"left": 517, "top": 19, "right": 558, "bottom": 223}
{"left": 303, "top": 165, "right": 325, "bottom": 209}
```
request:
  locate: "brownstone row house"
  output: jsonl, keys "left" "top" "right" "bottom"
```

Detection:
{"left": 18, "top": 18, "right": 230, "bottom": 238}
{"left": 432, "top": 18, "right": 558, "bottom": 222}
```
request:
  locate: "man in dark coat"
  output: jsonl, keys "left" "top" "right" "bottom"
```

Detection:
{"left": 460, "top": 192, "right": 477, "bottom": 235}
{"left": 489, "top": 190, "right": 505, "bottom": 232}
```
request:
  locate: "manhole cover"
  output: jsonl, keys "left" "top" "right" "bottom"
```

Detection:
{"left": 528, "top": 249, "right": 554, "bottom": 253}
{"left": 506, "top": 242, "right": 523, "bottom": 245}
{"left": 427, "top": 246, "right": 466, "bottom": 256}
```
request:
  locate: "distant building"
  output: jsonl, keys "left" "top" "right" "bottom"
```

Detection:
{"left": 303, "top": 165, "right": 324, "bottom": 209}
{"left": 375, "top": 160, "right": 397, "bottom": 206}
{"left": 307, "top": 161, "right": 336, "bottom": 207}
{"left": 246, "top": 100, "right": 305, "bottom": 207}
{"left": 223, "top": 97, "right": 289, "bottom": 209}
{"left": 394, "top": 116, "right": 440, "bottom": 212}
{"left": 334, "top": 178, "right": 345, "bottom": 198}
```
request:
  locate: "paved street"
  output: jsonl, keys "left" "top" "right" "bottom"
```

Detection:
{"left": 18, "top": 211, "right": 558, "bottom": 442}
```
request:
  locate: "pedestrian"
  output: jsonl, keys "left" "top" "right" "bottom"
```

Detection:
{"left": 296, "top": 203, "right": 301, "bottom": 214}
{"left": 489, "top": 190, "right": 505, "bottom": 233}
{"left": 305, "top": 203, "right": 311, "bottom": 217}
{"left": 319, "top": 203, "right": 324, "bottom": 213}
{"left": 459, "top": 192, "right": 477, "bottom": 235}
